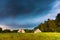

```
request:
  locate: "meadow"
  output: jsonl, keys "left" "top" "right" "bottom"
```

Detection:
{"left": 0, "top": 32, "right": 60, "bottom": 40}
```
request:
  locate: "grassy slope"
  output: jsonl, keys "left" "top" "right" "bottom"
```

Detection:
{"left": 0, "top": 33, "right": 60, "bottom": 40}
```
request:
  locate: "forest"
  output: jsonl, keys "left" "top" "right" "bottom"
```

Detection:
{"left": 34, "top": 13, "right": 60, "bottom": 32}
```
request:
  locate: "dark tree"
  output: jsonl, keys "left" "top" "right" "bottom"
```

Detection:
{"left": 0, "top": 27, "right": 2, "bottom": 32}
{"left": 56, "top": 13, "right": 60, "bottom": 27}
{"left": 25, "top": 29, "right": 34, "bottom": 33}
{"left": 2, "top": 29, "right": 11, "bottom": 33}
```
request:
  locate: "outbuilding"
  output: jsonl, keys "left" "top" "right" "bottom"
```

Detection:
{"left": 18, "top": 29, "right": 25, "bottom": 33}
{"left": 34, "top": 29, "right": 41, "bottom": 33}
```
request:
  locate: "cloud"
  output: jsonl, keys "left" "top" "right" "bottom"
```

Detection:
{"left": 34, "top": 0, "right": 60, "bottom": 24}
{"left": 0, "top": 0, "right": 55, "bottom": 18}
{"left": 0, "top": 0, "right": 55, "bottom": 29}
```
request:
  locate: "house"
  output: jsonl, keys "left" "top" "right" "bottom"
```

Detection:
{"left": 18, "top": 29, "right": 25, "bottom": 33}
{"left": 34, "top": 29, "right": 41, "bottom": 33}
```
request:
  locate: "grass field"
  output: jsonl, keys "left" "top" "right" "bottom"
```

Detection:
{"left": 0, "top": 32, "right": 60, "bottom": 40}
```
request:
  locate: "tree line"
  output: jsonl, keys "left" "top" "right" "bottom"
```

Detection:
{"left": 0, "top": 28, "right": 34, "bottom": 33}
{"left": 34, "top": 13, "right": 60, "bottom": 32}
{"left": 0, "top": 28, "right": 18, "bottom": 33}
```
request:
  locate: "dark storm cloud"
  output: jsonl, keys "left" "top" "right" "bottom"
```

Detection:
{"left": 0, "top": 0, "right": 55, "bottom": 17}
{"left": 0, "top": 0, "right": 35, "bottom": 17}
{"left": 0, "top": 0, "right": 55, "bottom": 29}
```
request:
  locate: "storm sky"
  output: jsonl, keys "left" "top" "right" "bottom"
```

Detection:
{"left": 0, "top": 0, "right": 59, "bottom": 30}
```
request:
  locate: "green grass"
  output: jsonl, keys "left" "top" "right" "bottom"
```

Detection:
{"left": 0, "top": 32, "right": 60, "bottom": 40}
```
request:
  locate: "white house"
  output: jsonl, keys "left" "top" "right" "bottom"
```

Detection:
{"left": 34, "top": 29, "right": 41, "bottom": 33}
{"left": 18, "top": 29, "right": 25, "bottom": 33}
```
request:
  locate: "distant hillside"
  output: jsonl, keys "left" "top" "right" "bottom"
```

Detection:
{"left": 34, "top": 13, "right": 60, "bottom": 32}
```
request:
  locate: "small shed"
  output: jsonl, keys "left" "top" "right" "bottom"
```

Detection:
{"left": 34, "top": 29, "right": 41, "bottom": 33}
{"left": 18, "top": 29, "right": 25, "bottom": 33}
